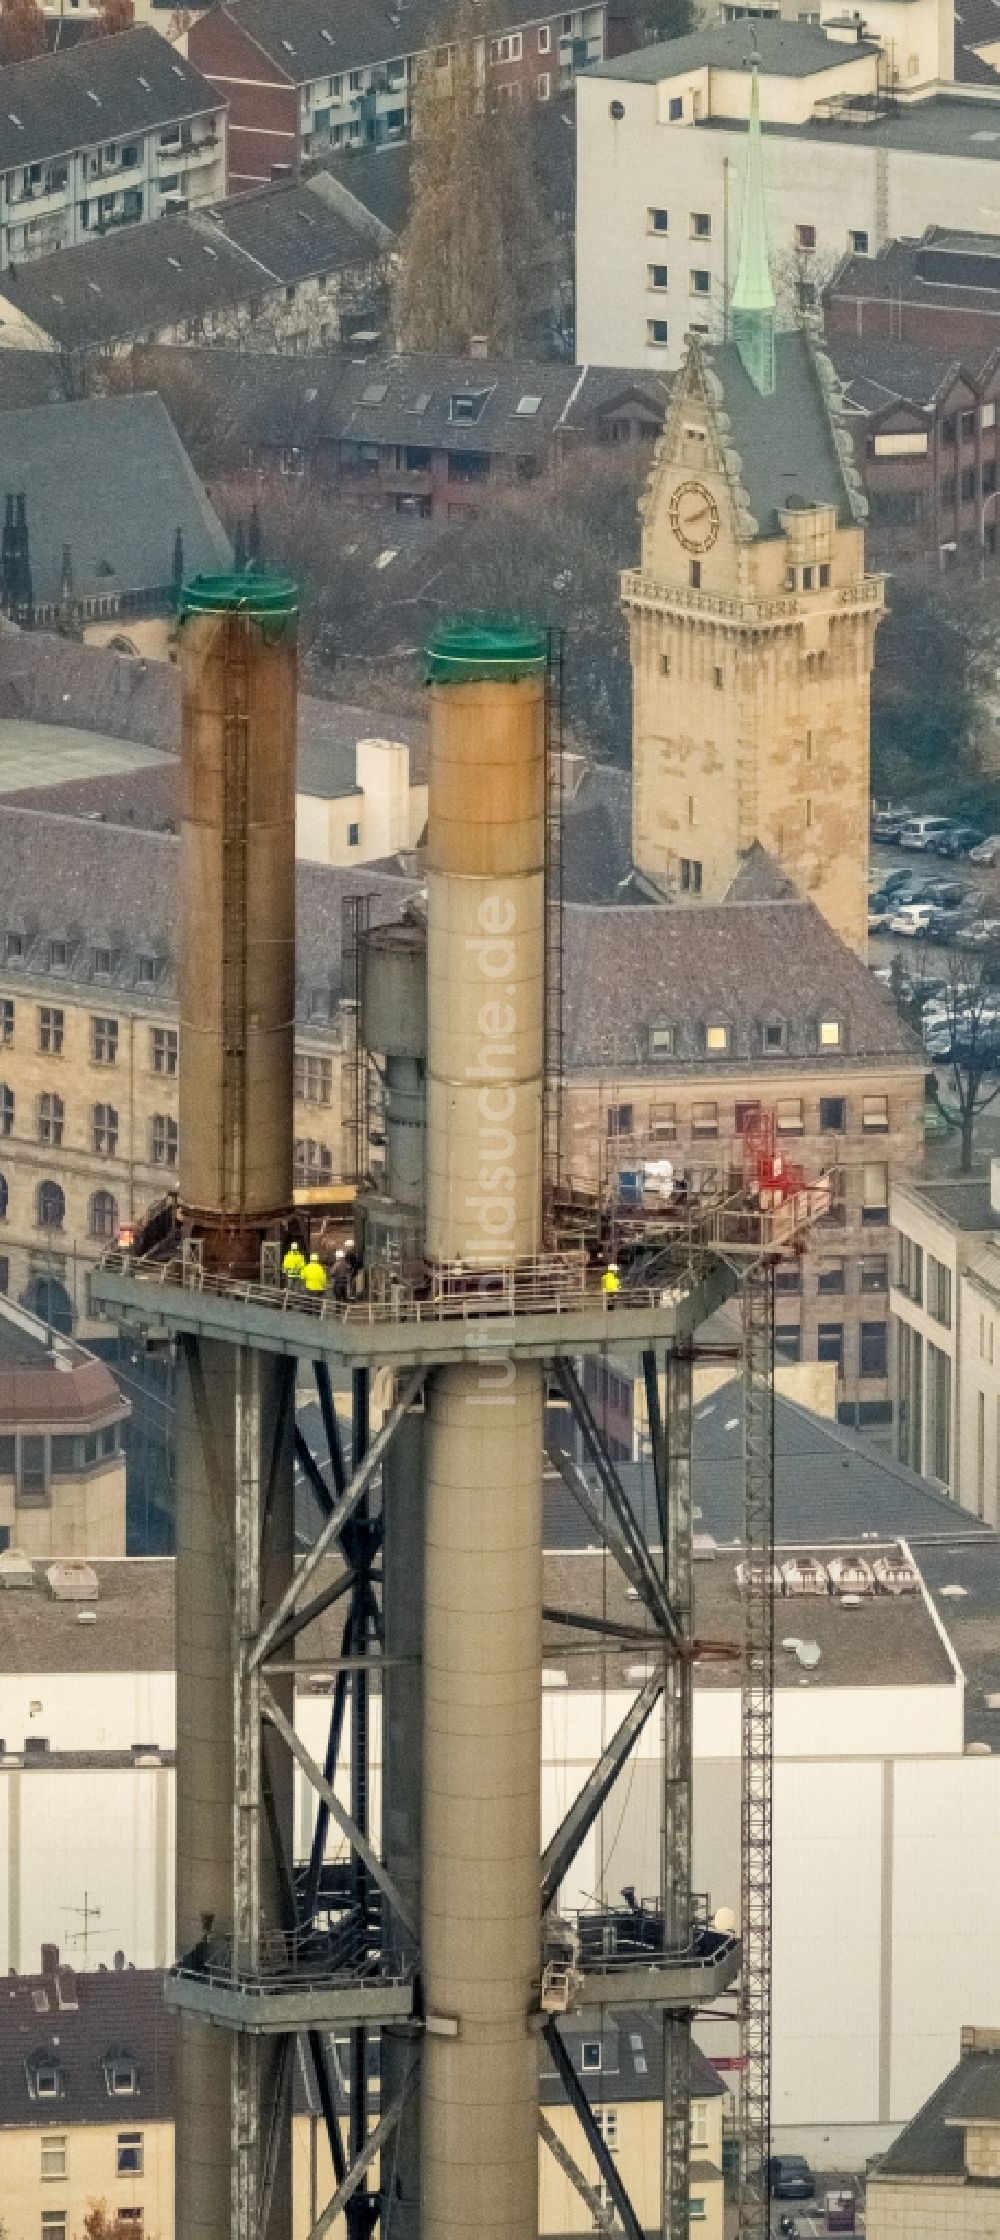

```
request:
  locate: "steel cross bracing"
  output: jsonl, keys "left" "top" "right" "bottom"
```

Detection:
{"left": 662, "top": 1351, "right": 694, "bottom": 2240}
{"left": 738, "top": 1261, "right": 776, "bottom": 2240}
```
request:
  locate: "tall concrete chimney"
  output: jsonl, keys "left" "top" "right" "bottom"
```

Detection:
{"left": 420, "top": 621, "right": 548, "bottom": 2240}
{"left": 177, "top": 575, "right": 298, "bottom": 1234}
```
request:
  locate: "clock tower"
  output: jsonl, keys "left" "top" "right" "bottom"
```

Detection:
{"left": 625, "top": 67, "right": 882, "bottom": 956}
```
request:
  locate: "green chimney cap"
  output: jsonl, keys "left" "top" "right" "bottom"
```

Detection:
{"left": 426, "top": 618, "right": 548, "bottom": 684}
{"left": 179, "top": 573, "right": 299, "bottom": 619}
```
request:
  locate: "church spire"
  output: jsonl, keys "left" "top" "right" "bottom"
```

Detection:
{"left": 729, "top": 56, "right": 776, "bottom": 396}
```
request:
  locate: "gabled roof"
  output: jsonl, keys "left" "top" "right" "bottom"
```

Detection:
{"left": 0, "top": 1957, "right": 173, "bottom": 2130}
{"left": 0, "top": 392, "right": 230, "bottom": 606}
{"left": 0, "top": 26, "right": 220, "bottom": 174}
{"left": 0, "top": 180, "right": 375, "bottom": 352}
{"left": 827, "top": 338, "right": 968, "bottom": 417}
{"left": 874, "top": 2048, "right": 1000, "bottom": 2178}
{"left": 201, "top": 0, "right": 445, "bottom": 82}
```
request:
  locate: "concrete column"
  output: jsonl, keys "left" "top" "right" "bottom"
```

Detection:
{"left": 420, "top": 623, "right": 548, "bottom": 2240}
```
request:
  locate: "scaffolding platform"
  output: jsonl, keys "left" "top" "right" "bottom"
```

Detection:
{"left": 570, "top": 1901, "right": 742, "bottom": 2012}
{"left": 164, "top": 1925, "right": 416, "bottom": 2033}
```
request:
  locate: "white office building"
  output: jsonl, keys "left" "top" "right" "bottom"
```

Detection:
{"left": 575, "top": 14, "right": 1000, "bottom": 370}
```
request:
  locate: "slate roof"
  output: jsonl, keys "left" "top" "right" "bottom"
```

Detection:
{"left": 873, "top": 2047, "right": 1000, "bottom": 2177}
{"left": 0, "top": 1959, "right": 174, "bottom": 2130}
{"left": 0, "top": 393, "right": 230, "bottom": 607}
{"left": 201, "top": 0, "right": 453, "bottom": 81}
{"left": 0, "top": 26, "right": 220, "bottom": 174}
{"left": 311, "top": 142, "right": 412, "bottom": 235}
{"left": 709, "top": 330, "right": 854, "bottom": 533}
{"left": 827, "top": 230, "right": 1000, "bottom": 323}
{"left": 0, "top": 182, "right": 375, "bottom": 352}
{"left": 589, "top": 19, "right": 878, "bottom": 81}
{"left": 828, "top": 337, "right": 966, "bottom": 416}
{"left": 129, "top": 341, "right": 668, "bottom": 471}
{"left": 560, "top": 894, "right": 924, "bottom": 1072}
{"left": 542, "top": 2015, "right": 726, "bottom": 2106}
{"left": 0, "top": 801, "right": 416, "bottom": 1018}
{"left": 0, "top": 1297, "right": 126, "bottom": 1433}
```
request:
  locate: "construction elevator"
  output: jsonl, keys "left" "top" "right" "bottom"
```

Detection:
{"left": 93, "top": 583, "right": 808, "bottom": 2240}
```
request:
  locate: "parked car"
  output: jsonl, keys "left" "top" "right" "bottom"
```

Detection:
{"left": 968, "top": 834, "right": 1000, "bottom": 866}
{"left": 889, "top": 904, "right": 934, "bottom": 936}
{"left": 868, "top": 902, "right": 893, "bottom": 934}
{"left": 923, "top": 880, "right": 966, "bottom": 908}
{"left": 932, "top": 824, "right": 985, "bottom": 858}
{"left": 898, "top": 816, "right": 955, "bottom": 851}
{"left": 880, "top": 868, "right": 921, "bottom": 898}
{"left": 871, "top": 806, "right": 913, "bottom": 842}
{"left": 926, "top": 907, "right": 968, "bottom": 943}
{"left": 769, "top": 2154, "right": 815, "bottom": 2200}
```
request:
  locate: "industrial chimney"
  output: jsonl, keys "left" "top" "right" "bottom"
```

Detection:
{"left": 177, "top": 575, "right": 298, "bottom": 1250}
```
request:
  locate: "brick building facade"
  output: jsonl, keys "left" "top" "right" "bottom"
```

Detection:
{"left": 190, "top": 0, "right": 605, "bottom": 187}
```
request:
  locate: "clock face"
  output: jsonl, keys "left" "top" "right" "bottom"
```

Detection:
{"left": 668, "top": 479, "right": 721, "bottom": 555}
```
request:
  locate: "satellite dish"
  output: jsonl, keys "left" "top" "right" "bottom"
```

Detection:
{"left": 713, "top": 1906, "right": 736, "bottom": 1934}
{"left": 781, "top": 1636, "right": 801, "bottom": 1652}
{"left": 795, "top": 1640, "right": 822, "bottom": 1669}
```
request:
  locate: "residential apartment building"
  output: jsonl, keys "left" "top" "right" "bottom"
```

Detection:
{"left": 0, "top": 27, "right": 226, "bottom": 272}
{"left": 576, "top": 21, "right": 1000, "bottom": 372}
{"left": 0, "top": 1294, "right": 128, "bottom": 1558}
{"left": 560, "top": 877, "right": 926, "bottom": 1428}
{"left": 826, "top": 332, "right": 1000, "bottom": 571}
{"left": 891, "top": 1165, "right": 1000, "bottom": 1518}
{"left": 0, "top": 1949, "right": 726, "bottom": 2240}
{"left": 133, "top": 342, "right": 669, "bottom": 513}
{"left": 0, "top": 175, "right": 389, "bottom": 369}
{"left": 0, "top": 808, "right": 369, "bottom": 1338}
{"left": 866, "top": 2026, "right": 1000, "bottom": 2240}
{"left": 189, "top": 0, "right": 605, "bottom": 187}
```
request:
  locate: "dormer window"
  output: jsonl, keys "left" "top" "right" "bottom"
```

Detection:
{"left": 137, "top": 954, "right": 160, "bottom": 988}
{"left": 705, "top": 1023, "right": 730, "bottom": 1054}
{"left": 93, "top": 947, "right": 114, "bottom": 979}
{"left": 649, "top": 1024, "right": 675, "bottom": 1058}
{"left": 105, "top": 2054, "right": 138, "bottom": 2096}
{"left": 28, "top": 2054, "right": 63, "bottom": 2100}
{"left": 48, "top": 940, "right": 68, "bottom": 973}
{"left": 819, "top": 1018, "right": 842, "bottom": 1049}
{"left": 449, "top": 389, "right": 490, "bottom": 424}
{"left": 5, "top": 931, "right": 23, "bottom": 964}
{"left": 763, "top": 1020, "right": 786, "bottom": 1054}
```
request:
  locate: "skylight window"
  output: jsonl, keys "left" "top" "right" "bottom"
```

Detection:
{"left": 86, "top": 90, "right": 103, "bottom": 106}
{"left": 408, "top": 392, "right": 432, "bottom": 415}
{"left": 514, "top": 394, "right": 542, "bottom": 417}
{"left": 166, "top": 256, "right": 182, "bottom": 270}
{"left": 7, "top": 113, "right": 23, "bottom": 130}
{"left": 87, "top": 282, "right": 102, "bottom": 296}
{"left": 361, "top": 382, "right": 388, "bottom": 404}
{"left": 281, "top": 38, "right": 296, "bottom": 52}
{"left": 137, "top": 75, "right": 152, "bottom": 91}
{"left": 202, "top": 244, "right": 218, "bottom": 258}
{"left": 172, "top": 63, "right": 185, "bottom": 77}
{"left": 321, "top": 26, "right": 335, "bottom": 40}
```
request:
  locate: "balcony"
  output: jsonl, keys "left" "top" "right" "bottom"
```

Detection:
{"left": 158, "top": 134, "right": 219, "bottom": 167}
{"left": 568, "top": 1898, "right": 742, "bottom": 2010}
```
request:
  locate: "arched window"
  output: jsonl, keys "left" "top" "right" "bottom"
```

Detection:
{"left": 294, "top": 1139, "right": 333, "bottom": 1187}
{"left": 0, "top": 1172, "right": 7, "bottom": 1219}
{"left": 0, "top": 1084, "right": 13, "bottom": 1137}
{"left": 92, "top": 1104, "right": 119, "bottom": 1157}
{"left": 89, "top": 1189, "right": 118, "bottom": 1241}
{"left": 23, "top": 1274, "right": 72, "bottom": 1335}
{"left": 38, "top": 1093, "right": 64, "bottom": 1148}
{"left": 37, "top": 1179, "right": 65, "bottom": 1230}
{"left": 150, "top": 1114, "right": 178, "bottom": 1168}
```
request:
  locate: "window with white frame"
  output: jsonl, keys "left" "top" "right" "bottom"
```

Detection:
{"left": 117, "top": 2130, "right": 144, "bottom": 2173}
{"left": 40, "top": 2134, "right": 67, "bottom": 2178}
{"left": 538, "top": 23, "right": 550, "bottom": 47}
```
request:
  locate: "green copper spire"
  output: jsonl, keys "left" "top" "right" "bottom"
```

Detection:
{"left": 729, "top": 58, "right": 776, "bottom": 396}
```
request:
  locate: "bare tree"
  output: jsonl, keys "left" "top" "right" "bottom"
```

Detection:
{"left": 81, "top": 2209, "right": 155, "bottom": 2240}
{"left": 0, "top": 0, "right": 46, "bottom": 63}
{"left": 923, "top": 938, "right": 1000, "bottom": 1172}
{"left": 89, "top": 0, "right": 136, "bottom": 32}
{"left": 395, "top": 0, "right": 553, "bottom": 357}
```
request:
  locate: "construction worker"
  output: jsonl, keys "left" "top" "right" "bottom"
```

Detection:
{"left": 303, "top": 1252, "right": 328, "bottom": 1298}
{"left": 601, "top": 1261, "right": 621, "bottom": 1303}
{"left": 282, "top": 1239, "right": 306, "bottom": 1288}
